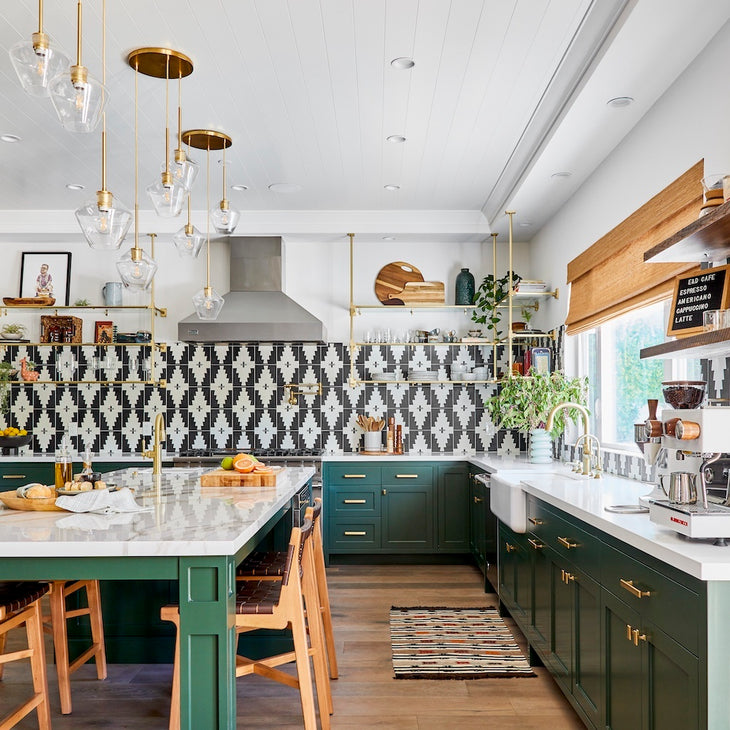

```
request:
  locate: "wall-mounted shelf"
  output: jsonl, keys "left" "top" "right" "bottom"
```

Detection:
{"left": 1, "top": 304, "right": 167, "bottom": 316}
{"left": 13, "top": 379, "right": 166, "bottom": 386}
{"left": 0, "top": 341, "right": 160, "bottom": 348}
{"left": 640, "top": 327, "right": 730, "bottom": 360}
{"left": 644, "top": 199, "right": 730, "bottom": 263}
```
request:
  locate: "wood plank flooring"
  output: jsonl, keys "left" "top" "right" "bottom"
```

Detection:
{"left": 2, "top": 564, "right": 583, "bottom": 728}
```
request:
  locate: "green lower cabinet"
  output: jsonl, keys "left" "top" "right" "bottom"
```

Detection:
{"left": 382, "top": 484, "right": 434, "bottom": 551}
{"left": 498, "top": 523, "right": 531, "bottom": 621}
{"left": 0, "top": 461, "right": 53, "bottom": 490}
{"left": 469, "top": 472, "right": 487, "bottom": 572}
{"left": 436, "top": 462, "right": 469, "bottom": 552}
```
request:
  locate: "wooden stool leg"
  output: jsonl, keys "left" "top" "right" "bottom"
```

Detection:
{"left": 26, "top": 599, "right": 52, "bottom": 730}
{"left": 85, "top": 580, "right": 107, "bottom": 680}
{"left": 290, "top": 603, "right": 318, "bottom": 730}
{"left": 314, "top": 540, "right": 338, "bottom": 679}
{"left": 50, "top": 580, "right": 73, "bottom": 714}
{"left": 0, "top": 630, "right": 5, "bottom": 680}
{"left": 160, "top": 608, "right": 181, "bottom": 730}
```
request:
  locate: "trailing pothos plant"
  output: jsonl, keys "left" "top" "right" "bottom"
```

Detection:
{"left": 471, "top": 271, "right": 522, "bottom": 337}
{"left": 485, "top": 369, "right": 588, "bottom": 438}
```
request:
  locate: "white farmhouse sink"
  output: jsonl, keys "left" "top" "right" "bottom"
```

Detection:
{"left": 489, "top": 470, "right": 585, "bottom": 533}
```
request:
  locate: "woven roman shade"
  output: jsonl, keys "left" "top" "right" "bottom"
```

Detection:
{"left": 565, "top": 160, "right": 705, "bottom": 334}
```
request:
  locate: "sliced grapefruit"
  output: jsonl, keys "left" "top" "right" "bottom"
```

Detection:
{"left": 233, "top": 455, "right": 256, "bottom": 473}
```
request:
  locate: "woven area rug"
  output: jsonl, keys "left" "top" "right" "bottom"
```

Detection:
{"left": 390, "top": 606, "right": 535, "bottom": 679}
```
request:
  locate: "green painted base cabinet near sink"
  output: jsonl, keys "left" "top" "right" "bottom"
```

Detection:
{"left": 468, "top": 467, "right": 498, "bottom": 582}
{"left": 324, "top": 461, "right": 470, "bottom": 559}
{"left": 496, "top": 494, "right": 728, "bottom": 729}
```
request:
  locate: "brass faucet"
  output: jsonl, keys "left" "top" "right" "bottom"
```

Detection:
{"left": 142, "top": 413, "right": 166, "bottom": 476}
{"left": 545, "top": 402, "right": 600, "bottom": 477}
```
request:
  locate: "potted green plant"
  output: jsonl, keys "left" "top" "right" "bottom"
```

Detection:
{"left": 0, "top": 362, "right": 17, "bottom": 418}
{"left": 485, "top": 370, "right": 588, "bottom": 462}
{"left": 1, "top": 323, "right": 26, "bottom": 340}
{"left": 471, "top": 271, "right": 522, "bottom": 337}
{"left": 521, "top": 304, "right": 535, "bottom": 331}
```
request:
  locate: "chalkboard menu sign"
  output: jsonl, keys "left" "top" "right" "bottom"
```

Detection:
{"left": 667, "top": 263, "right": 730, "bottom": 337}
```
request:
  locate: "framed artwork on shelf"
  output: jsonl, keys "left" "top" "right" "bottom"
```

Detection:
{"left": 19, "top": 251, "right": 72, "bottom": 304}
{"left": 94, "top": 320, "right": 114, "bottom": 344}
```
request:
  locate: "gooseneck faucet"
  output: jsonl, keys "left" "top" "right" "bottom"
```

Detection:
{"left": 142, "top": 413, "right": 166, "bottom": 476}
{"left": 545, "top": 402, "right": 599, "bottom": 477}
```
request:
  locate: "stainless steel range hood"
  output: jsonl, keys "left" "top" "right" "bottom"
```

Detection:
{"left": 178, "top": 236, "right": 326, "bottom": 342}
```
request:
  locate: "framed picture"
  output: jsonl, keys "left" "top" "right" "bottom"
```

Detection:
{"left": 19, "top": 251, "right": 72, "bottom": 305}
{"left": 94, "top": 320, "right": 114, "bottom": 344}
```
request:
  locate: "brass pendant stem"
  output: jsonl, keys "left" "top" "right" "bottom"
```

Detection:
{"left": 177, "top": 74, "right": 182, "bottom": 152}
{"left": 206, "top": 143, "right": 211, "bottom": 289}
{"left": 100, "top": 0, "right": 106, "bottom": 193}
{"left": 134, "top": 59, "right": 139, "bottom": 248}
{"left": 76, "top": 1, "right": 82, "bottom": 67}
{"left": 38, "top": 0, "right": 43, "bottom": 34}
{"left": 222, "top": 145, "right": 227, "bottom": 199}
{"left": 164, "top": 55, "right": 170, "bottom": 177}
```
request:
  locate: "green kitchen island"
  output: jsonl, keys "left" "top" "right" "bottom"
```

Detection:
{"left": 0, "top": 465, "right": 314, "bottom": 730}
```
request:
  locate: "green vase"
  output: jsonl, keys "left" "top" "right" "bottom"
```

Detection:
{"left": 455, "top": 268, "right": 475, "bottom": 305}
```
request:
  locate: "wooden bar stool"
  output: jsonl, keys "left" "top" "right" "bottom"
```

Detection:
{"left": 162, "top": 517, "right": 332, "bottom": 730}
{"left": 44, "top": 580, "right": 107, "bottom": 714}
{"left": 0, "top": 581, "right": 52, "bottom": 729}
{"left": 235, "top": 498, "right": 338, "bottom": 679}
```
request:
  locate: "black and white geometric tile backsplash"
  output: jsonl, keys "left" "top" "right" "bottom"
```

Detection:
{"left": 2, "top": 340, "right": 533, "bottom": 456}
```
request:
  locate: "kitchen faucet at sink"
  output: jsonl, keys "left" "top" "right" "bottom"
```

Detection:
{"left": 545, "top": 402, "right": 601, "bottom": 478}
{"left": 142, "top": 413, "right": 166, "bottom": 476}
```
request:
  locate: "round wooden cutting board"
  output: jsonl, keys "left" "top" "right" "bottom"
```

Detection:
{"left": 374, "top": 262, "right": 424, "bottom": 304}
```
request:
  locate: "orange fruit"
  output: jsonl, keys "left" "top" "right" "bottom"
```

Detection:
{"left": 233, "top": 456, "right": 256, "bottom": 473}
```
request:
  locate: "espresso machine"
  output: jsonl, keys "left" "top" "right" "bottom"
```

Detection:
{"left": 641, "top": 396, "right": 730, "bottom": 543}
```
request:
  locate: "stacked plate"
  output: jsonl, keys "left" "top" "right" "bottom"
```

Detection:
{"left": 409, "top": 370, "right": 438, "bottom": 381}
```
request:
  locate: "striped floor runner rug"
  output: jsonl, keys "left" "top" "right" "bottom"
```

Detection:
{"left": 390, "top": 606, "right": 535, "bottom": 679}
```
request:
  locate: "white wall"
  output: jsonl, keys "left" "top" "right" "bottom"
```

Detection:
{"left": 530, "top": 19, "right": 730, "bottom": 333}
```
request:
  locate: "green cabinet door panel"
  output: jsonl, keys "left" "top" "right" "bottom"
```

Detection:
{"left": 436, "top": 463, "right": 469, "bottom": 552}
{"left": 551, "top": 557, "right": 573, "bottom": 684}
{"left": 382, "top": 485, "right": 434, "bottom": 550}
{"left": 0, "top": 461, "right": 52, "bottom": 490}
{"left": 498, "top": 524, "right": 530, "bottom": 620}
{"left": 528, "top": 536, "right": 550, "bottom": 654}
{"left": 469, "top": 473, "right": 487, "bottom": 572}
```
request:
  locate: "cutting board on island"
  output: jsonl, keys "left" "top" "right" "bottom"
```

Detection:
{"left": 200, "top": 466, "right": 284, "bottom": 488}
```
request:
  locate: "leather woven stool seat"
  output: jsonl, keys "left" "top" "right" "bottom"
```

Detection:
{"left": 0, "top": 581, "right": 49, "bottom": 619}
{"left": 235, "top": 579, "right": 284, "bottom": 615}
{"left": 236, "top": 551, "right": 288, "bottom": 577}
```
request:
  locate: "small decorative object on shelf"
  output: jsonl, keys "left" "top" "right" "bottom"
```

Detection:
{"left": 472, "top": 271, "right": 522, "bottom": 337}
{"left": 40, "top": 315, "right": 82, "bottom": 344}
{"left": 94, "top": 320, "right": 114, "bottom": 344}
{"left": 1, "top": 323, "right": 27, "bottom": 340}
{"left": 73, "top": 298, "right": 90, "bottom": 307}
{"left": 19, "top": 357, "right": 39, "bottom": 382}
{"left": 455, "top": 267, "right": 475, "bottom": 305}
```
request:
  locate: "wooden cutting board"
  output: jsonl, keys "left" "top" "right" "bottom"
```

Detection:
{"left": 374, "top": 262, "right": 424, "bottom": 303}
{"left": 388, "top": 281, "right": 445, "bottom": 305}
{"left": 0, "top": 491, "right": 64, "bottom": 511}
{"left": 200, "top": 466, "right": 284, "bottom": 488}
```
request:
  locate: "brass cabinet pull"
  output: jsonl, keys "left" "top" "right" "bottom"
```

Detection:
{"left": 620, "top": 578, "right": 651, "bottom": 599}
{"left": 343, "top": 474, "right": 366, "bottom": 478}
{"left": 505, "top": 543, "right": 517, "bottom": 553}
{"left": 527, "top": 538, "right": 543, "bottom": 550}
{"left": 528, "top": 517, "right": 544, "bottom": 526}
{"left": 343, "top": 499, "right": 367, "bottom": 504}
{"left": 626, "top": 624, "right": 633, "bottom": 641}
{"left": 344, "top": 531, "right": 367, "bottom": 536}
{"left": 632, "top": 628, "right": 647, "bottom": 646}
{"left": 557, "top": 536, "right": 578, "bottom": 549}
{"left": 2, "top": 474, "right": 26, "bottom": 479}
{"left": 566, "top": 572, "right": 576, "bottom": 582}
{"left": 382, "top": 489, "right": 387, "bottom": 495}
{"left": 473, "top": 496, "right": 483, "bottom": 504}
{"left": 395, "top": 474, "right": 419, "bottom": 478}
{"left": 561, "top": 569, "right": 566, "bottom": 583}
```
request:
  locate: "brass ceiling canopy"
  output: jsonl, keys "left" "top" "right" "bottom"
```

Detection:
{"left": 127, "top": 47, "right": 193, "bottom": 78}
{"left": 182, "top": 129, "right": 232, "bottom": 150}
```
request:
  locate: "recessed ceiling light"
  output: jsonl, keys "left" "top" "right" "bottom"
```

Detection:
{"left": 0, "top": 134, "right": 21, "bottom": 143}
{"left": 607, "top": 96, "right": 634, "bottom": 108}
{"left": 390, "top": 57, "right": 414, "bottom": 70}
{"left": 382, "top": 236, "right": 396, "bottom": 241}
{"left": 65, "top": 183, "right": 85, "bottom": 191}
{"left": 231, "top": 184, "right": 248, "bottom": 191}
{"left": 384, "top": 184, "right": 400, "bottom": 191}
{"left": 386, "top": 135, "right": 406, "bottom": 144}
{"left": 519, "top": 222, "right": 532, "bottom": 228}
{"left": 268, "top": 183, "right": 302, "bottom": 193}
{"left": 550, "top": 172, "right": 572, "bottom": 180}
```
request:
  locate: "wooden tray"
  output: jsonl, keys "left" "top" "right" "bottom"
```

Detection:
{"left": 0, "top": 491, "right": 64, "bottom": 511}
{"left": 388, "top": 281, "right": 445, "bottom": 305}
{"left": 3, "top": 297, "right": 56, "bottom": 307}
{"left": 200, "top": 466, "right": 284, "bottom": 488}
{"left": 374, "top": 262, "right": 424, "bottom": 304}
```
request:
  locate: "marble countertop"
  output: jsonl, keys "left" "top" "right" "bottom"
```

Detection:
{"left": 0, "top": 466, "right": 314, "bottom": 559}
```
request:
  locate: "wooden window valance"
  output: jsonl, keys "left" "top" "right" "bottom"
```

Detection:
{"left": 565, "top": 160, "right": 704, "bottom": 334}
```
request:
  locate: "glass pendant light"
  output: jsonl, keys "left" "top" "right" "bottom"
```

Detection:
{"left": 75, "top": 0, "right": 131, "bottom": 250}
{"left": 9, "top": 0, "right": 70, "bottom": 97}
{"left": 117, "top": 51, "right": 158, "bottom": 291}
{"left": 48, "top": 0, "right": 107, "bottom": 133}
{"left": 183, "top": 129, "right": 229, "bottom": 320}
{"left": 211, "top": 144, "right": 240, "bottom": 234}
{"left": 140, "top": 50, "right": 194, "bottom": 218}
{"left": 172, "top": 194, "right": 205, "bottom": 258}
{"left": 169, "top": 75, "right": 198, "bottom": 192}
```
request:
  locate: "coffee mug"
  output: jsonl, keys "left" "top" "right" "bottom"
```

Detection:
{"left": 102, "top": 281, "right": 122, "bottom": 306}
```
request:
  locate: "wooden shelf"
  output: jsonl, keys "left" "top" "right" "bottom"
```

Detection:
{"left": 640, "top": 327, "right": 730, "bottom": 360}
{"left": 644, "top": 199, "right": 730, "bottom": 263}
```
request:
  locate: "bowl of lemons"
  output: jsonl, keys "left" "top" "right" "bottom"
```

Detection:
{"left": 0, "top": 427, "right": 32, "bottom": 450}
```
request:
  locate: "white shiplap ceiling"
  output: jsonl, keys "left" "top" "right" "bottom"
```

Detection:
{"left": 0, "top": 0, "right": 729, "bottom": 243}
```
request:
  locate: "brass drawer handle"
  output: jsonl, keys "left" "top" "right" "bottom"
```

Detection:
{"left": 395, "top": 474, "right": 419, "bottom": 478}
{"left": 626, "top": 624, "right": 633, "bottom": 641}
{"left": 557, "top": 536, "right": 578, "bottom": 549}
{"left": 2, "top": 474, "right": 27, "bottom": 479}
{"left": 528, "top": 517, "right": 544, "bottom": 526}
{"left": 344, "top": 531, "right": 367, "bottom": 536}
{"left": 505, "top": 542, "right": 517, "bottom": 553}
{"left": 343, "top": 499, "right": 367, "bottom": 504}
{"left": 527, "top": 538, "right": 543, "bottom": 550}
{"left": 473, "top": 496, "right": 483, "bottom": 504}
{"left": 343, "top": 474, "right": 366, "bottom": 478}
{"left": 632, "top": 628, "right": 647, "bottom": 646}
{"left": 620, "top": 578, "right": 651, "bottom": 599}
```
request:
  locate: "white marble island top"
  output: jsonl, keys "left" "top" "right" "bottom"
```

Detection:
{"left": 0, "top": 466, "right": 314, "bottom": 559}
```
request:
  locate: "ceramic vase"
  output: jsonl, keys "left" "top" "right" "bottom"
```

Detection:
{"left": 529, "top": 428, "right": 552, "bottom": 464}
{"left": 455, "top": 268, "right": 475, "bottom": 305}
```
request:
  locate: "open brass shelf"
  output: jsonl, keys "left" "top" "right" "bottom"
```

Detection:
{"left": 13, "top": 380, "right": 166, "bottom": 386}
{"left": 0, "top": 341, "right": 158, "bottom": 348}
{"left": 1, "top": 304, "right": 167, "bottom": 316}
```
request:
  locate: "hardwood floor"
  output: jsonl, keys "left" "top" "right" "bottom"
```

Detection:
{"left": 3, "top": 564, "right": 583, "bottom": 728}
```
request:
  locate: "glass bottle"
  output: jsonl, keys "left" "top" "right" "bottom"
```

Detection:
{"left": 54, "top": 435, "right": 73, "bottom": 490}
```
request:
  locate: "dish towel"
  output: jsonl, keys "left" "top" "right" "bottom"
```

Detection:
{"left": 55, "top": 487, "right": 152, "bottom": 515}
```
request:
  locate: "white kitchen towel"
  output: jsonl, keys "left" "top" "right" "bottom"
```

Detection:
{"left": 55, "top": 487, "right": 151, "bottom": 514}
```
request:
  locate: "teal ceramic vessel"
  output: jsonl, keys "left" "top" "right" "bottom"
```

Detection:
{"left": 455, "top": 268, "right": 475, "bottom": 305}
